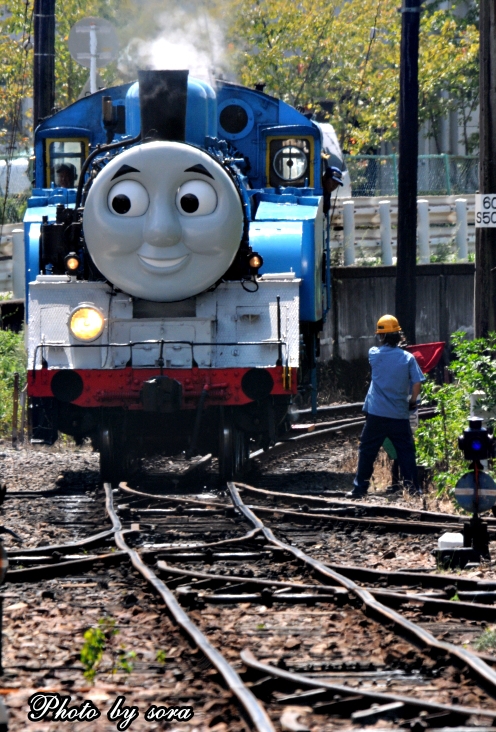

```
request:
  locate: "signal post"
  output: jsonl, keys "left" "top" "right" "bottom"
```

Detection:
{"left": 475, "top": 2, "right": 496, "bottom": 337}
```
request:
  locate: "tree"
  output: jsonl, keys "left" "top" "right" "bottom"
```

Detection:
{"left": 418, "top": 10, "right": 479, "bottom": 154}
{"left": 227, "top": 0, "right": 479, "bottom": 154}
{"left": 0, "top": 0, "right": 232, "bottom": 152}
{"left": 0, "top": 0, "right": 130, "bottom": 152}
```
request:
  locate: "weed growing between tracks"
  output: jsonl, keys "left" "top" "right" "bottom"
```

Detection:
{"left": 474, "top": 627, "right": 496, "bottom": 653}
{"left": 80, "top": 616, "right": 136, "bottom": 682}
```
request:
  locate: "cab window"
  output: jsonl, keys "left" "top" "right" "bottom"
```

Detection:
{"left": 268, "top": 137, "right": 312, "bottom": 188}
{"left": 46, "top": 139, "right": 88, "bottom": 188}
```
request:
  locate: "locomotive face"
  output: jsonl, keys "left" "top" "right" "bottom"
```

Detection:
{"left": 83, "top": 141, "right": 244, "bottom": 302}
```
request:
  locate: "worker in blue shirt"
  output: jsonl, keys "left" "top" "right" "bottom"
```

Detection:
{"left": 347, "top": 314, "right": 425, "bottom": 498}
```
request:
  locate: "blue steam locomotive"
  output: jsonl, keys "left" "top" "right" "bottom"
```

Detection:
{"left": 24, "top": 70, "right": 345, "bottom": 481}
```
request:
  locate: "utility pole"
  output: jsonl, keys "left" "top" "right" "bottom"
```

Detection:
{"left": 475, "top": 3, "right": 496, "bottom": 337}
{"left": 33, "top": 0, "right": 55, "bottom": 127}
{"left": 395, "top": 0, "right": 421, "bottom": 345}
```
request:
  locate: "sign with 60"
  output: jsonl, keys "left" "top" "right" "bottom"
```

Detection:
{"left": 475, "top": 194, "right": 496, "bottom": 227}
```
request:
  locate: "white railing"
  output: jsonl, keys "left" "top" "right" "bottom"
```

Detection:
{"left": 0, "top": 224, "right": 24, "bottom": 296}
{"left": 330, "top": 194, "right": 475, "bottom": 263}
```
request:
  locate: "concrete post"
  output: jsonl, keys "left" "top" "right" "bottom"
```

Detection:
{"left": 455, "top": 198, "right": 468, "bottom": 261}
{"left": 379, "top": 200, "right": 393, "bottom": 265}
{"left": 12, "top": 228, "right": 25, "bottom": 299}
{"left": 343, "top": 200, "right": 355, "bottom": 266}
{"left": 417, "top": 198, "right": 430, "bottom": 264}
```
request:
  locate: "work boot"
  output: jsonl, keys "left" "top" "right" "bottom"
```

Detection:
{"left": 346, "top": 486, "right": 368, "bottom": 499}
{"left": 385, "top": 484, "right": 402, "bottom": 494}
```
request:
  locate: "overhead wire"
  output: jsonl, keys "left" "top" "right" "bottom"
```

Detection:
{"left": 0, "top": 0, "right": 34, "bottom": 245}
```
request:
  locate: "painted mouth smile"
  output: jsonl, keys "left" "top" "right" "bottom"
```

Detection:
{"left": 138, "top": 254, "right": 189, "bottom": 272}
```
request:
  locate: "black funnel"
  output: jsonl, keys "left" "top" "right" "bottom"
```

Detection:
{"left": 138, "top": 70, "right": 189, "bottom": 142}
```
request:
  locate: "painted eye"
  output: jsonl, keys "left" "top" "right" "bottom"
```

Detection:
{"left": 107, "top": 180, "right": 149, "bottom": 217}
{"left": 176, "top": 180, "right": 217, "bottom": 216}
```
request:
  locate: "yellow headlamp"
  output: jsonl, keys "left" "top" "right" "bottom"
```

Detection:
{"left": 69, "top": 305, "right": 104, "bottom": 342}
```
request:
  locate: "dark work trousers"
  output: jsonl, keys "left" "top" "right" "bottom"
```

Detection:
{"left": 354, "top": 414, "right": 419, "bottom": 492}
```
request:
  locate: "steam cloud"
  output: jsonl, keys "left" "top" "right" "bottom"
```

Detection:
{"left": 120, "top": 6, "right": 231, "bottom": 84}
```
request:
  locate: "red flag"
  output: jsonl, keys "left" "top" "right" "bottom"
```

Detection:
{"left": 405, "top": 342, "right": 445, "bottom": 374}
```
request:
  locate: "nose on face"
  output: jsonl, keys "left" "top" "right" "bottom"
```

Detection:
{"left": 143, "top": 200, "right": 182, "bottom": 247}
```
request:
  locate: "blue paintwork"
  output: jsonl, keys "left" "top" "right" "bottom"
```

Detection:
{"left": 250, "top": 193, "right": 324, "bottom": 322}
{"left": 125, "top": 78, "right": 218, "bottom": 145}
{"left": 216, "top": 81, "right": 323, "bottom": 191}
{"left": 25, "top": 75, "right": 331, "bottom": 324}
{"left": 34, "top": 86, "right": 132, "bottom": 189}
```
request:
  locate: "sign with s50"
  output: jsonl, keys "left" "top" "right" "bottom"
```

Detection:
{"left": 475, "top": 194, "right": 496, "bottom": 227}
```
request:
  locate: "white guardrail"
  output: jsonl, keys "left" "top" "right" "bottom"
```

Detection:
{"left": 330, "top": 194, "right": 475, "bottom": 265}
{"left": 0, "top": 195, "right": 477, "bottom": 294}
{"left": 0, "top": 223, "right": 24, "bottom": 297}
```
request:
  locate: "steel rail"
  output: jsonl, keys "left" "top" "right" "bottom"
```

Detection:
{"left": 104, "top": 483, "right": 275, "bottom": 732}
{"left": 236, "top": 483, "right": 471, "bottom": 525}
{"left": 293, "top": 402, "right": 435, "bottom": 420}
{"left": 253, "top": 404, "right": 435, "bottom": 462}
{"left": 119, "top": 482, "right": 227, "bottom": 508}
{"left": 7, "top": 528, "right": 125, "bottom": 557}
{"left": 251, "top": 419, "right": 366, "bottom": 463}
{"left": 5, "top": 550, "right": 127, "bottom": 582}
{"left": 240, "top": 649, "right": 496, "bottom": 720}
{"left": 324, "top": 563, "right": 496, "bottom": 592}
{"left": 370, "top": 588, "right": 496, "bottom": 622}
{"left": 244, "top": 503, "right": 460, "bottom": 535}
{"left": 294, "top": 402, "right": 365, "bottom": 417}
{"left": 148, "top": 528, "right": 262, "bottom": 552}
{"left": 228, "top": 483, "right": 496, "bottom": 697}
{"left": 285, "top": 414, "right": 370, "bottom": 434}
{"left": 156, "top": 562, "right": 496, "bottom": 622}
{"left": 122, "top": 479, "right": 460, "bottom": 536}
{"left": 156, "top": 561, "right": 349, "bottom": 596}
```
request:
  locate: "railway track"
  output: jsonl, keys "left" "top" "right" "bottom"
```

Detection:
{"left": 1, "top": 402, "right": 492, "bottom": 731}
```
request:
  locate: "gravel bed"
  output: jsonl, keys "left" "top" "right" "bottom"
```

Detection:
{"left": 0, "top": 443, "right": 247, "bottom": 731}
{"left": 2, "top": 427, "right": 496, "bottom": 731}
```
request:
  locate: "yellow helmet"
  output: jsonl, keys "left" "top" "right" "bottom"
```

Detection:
{"left": 376, "top": 314, "right": 401, "bottom": 334}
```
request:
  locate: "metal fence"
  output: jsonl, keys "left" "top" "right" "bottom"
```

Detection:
{"left": 346, "top": 154, "right": 479, "bottom": 197}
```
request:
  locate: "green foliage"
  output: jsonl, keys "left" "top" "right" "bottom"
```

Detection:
{"left": 0, "top": 0, "right": 127, "bottom": 153}
{"left": 1, "top": 195, "right": 28, "bottom": 224}
{"left": 80, "top": 616, "right": 118, "bottom": 682}
{"left": 156, "top": 649, "right": 167, "bottom": 664}
{"left": 228, "top": 0, "right": 479, "bottom": 153}
{"left": 449, "top": 593, "right": 460, "bottom": 602}
{"left": 429, "top": 242, "right": 455, "bottom": 264}
{"left": 117, "top": 648, "right": 136, "bottom": 674}
{"left": 415, "top": 378, "right": 468, "bottom": 496}
{"left": 0, "top": 328, "right": 26, "bottom": 435}
{"left": 415, "top": 332, "right": 496, "bottom": 497}
{"left": 80, "top": 626, "right": 107, "bottom": 682}
{"left": 474, "top": 627, "right": 496, "bottom": 652}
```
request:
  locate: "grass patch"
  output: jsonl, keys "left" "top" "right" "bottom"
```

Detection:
{"left": 474, "top": 628, "right": 496, "bottom": 652}
{"left": 0, "top": 328, "right": 26, "bottom": 435}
